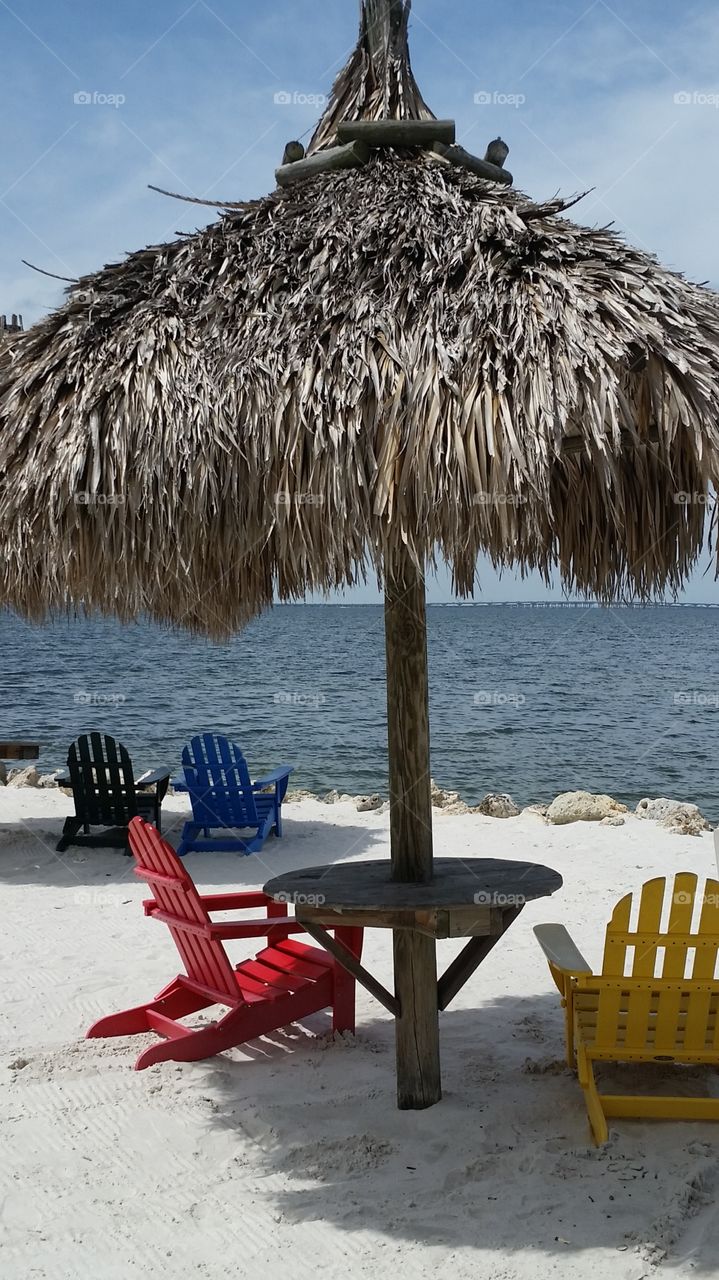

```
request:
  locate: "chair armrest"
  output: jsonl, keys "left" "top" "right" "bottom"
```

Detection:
{"left": 201, "top": 891, "right": 280, "bottom": 911}
{"left": 171, "top": 775, "right": 188, "bottom": 792}
{"left": 253, "top": 765, "right": 294, "bottom": 790}
{"left": 136, "top": 766, "right": 172, "bottom": 789}
{"left": 210, "top": 919, "right": 309, "bottom": 941}
{"left": 534, "top": 924, "right": 592, "bottom": 976}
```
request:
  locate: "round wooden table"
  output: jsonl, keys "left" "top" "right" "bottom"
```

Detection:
{"left": 264, "top": 857, "right": 563, "bottom": 1100}
{"left": 264, "top": 857, "right": 561, "bottom": 929}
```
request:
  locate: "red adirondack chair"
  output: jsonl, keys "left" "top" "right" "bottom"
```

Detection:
{"left": 87, "top": 817, "right": 363, "bottom": 1070}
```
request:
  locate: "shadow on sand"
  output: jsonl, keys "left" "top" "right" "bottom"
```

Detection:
{"left": 0, "top": 799, "right": 385, "bottom": 890}
{"left": 192, "top": 989, "right": 719, "bottom": 1271}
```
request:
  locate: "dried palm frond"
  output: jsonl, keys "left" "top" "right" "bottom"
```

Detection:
{"left": 0, "top": 0, "right": 718, "bottom": 637}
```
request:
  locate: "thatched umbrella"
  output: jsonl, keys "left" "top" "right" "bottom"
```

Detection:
{"left": 2, "top": 0, "right": 719, "bottom": 1106}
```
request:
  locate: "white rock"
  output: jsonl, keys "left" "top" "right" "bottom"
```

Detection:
{"left": 431, "top": 779, "right": 463, "bottom": 809}
{"left": 37, "top": 773, "right": 59, "bottom": 789}
{"left": 600, "top": 815, "right": 626, "bottom": 827}
{"left": 522, "top": 804, "right": 549, "bottom": 822}
{"left": 285, "top": 788, "right": 318, "bottom": 803}
{"left": 7, "top": 766, "right": 40, "bottom": 788}
{"left": 635, "top": 797, "right": 711, "bottom": 836}
{"left": 546, "top": 791, "right": 628, "bottom": 825}
{"left": 355, "top": 794, "right": 383, "bottom": 813}
{"left": 477, "top": 793, "right": 520, "bottom": 819}
{"left": 323, "top": 790, "right": 341, "bottom": 805}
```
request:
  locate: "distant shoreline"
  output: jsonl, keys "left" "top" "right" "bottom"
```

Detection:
{"left": 289, "top": 600, "right": 719, "bottom": 608}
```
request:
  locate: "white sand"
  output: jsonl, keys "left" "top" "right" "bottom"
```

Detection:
{"left": 1, "top": 787, "right": 718, "bottom": 1279}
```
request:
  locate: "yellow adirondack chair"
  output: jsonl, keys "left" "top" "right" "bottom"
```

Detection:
{"left": 535, "top": 871, "right": 719, "bottom": 1144}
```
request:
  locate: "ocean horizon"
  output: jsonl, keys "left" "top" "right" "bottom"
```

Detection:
{"left": 2, "top": 602, "right": 717, "bottom": 820}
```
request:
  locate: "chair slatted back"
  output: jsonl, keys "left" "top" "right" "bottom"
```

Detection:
{"left": 582, "top": 976, "right": 719, "bottom": 1059}
{"left": 601, "top": 874, "right": 719, "bottom": 981}
{"left": 128, "top": 817, "right": 240, "bottom": 1004}
{"left": 181, "top": 733, "right": 259, "bottom": 828}
{"left": 68, "top": 732, "right": 139, "bottom": 826}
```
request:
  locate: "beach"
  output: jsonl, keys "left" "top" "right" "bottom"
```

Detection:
{"left": 2, "top": 786, "right": 718, "bottom": 1279}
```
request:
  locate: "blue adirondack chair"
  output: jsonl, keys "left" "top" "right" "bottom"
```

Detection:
{"left": 175, "top": 734, "right": 294, "bottom": 857}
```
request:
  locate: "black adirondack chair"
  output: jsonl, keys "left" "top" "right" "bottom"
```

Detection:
{"left": 56, "top": 733, "right": 171, "bottom": 853}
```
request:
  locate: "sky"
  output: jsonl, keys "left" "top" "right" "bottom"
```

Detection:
{"left": 2, "top": 0, "right": 719, "bottom": 604}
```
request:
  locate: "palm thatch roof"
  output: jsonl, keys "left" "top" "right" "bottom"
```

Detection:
{"left": 1, "top": 0, "right": 718, "bottom": 637}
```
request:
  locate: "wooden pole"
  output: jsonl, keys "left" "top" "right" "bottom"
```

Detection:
{"left": 384, "top": 562, "right": 433, "bottom": 882}
{"left": 384, "top": 558, "right": 441, "bottom": 1108}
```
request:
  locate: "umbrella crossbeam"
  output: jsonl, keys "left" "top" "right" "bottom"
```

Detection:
{"left": 276, "top": 116, "right": 512, "bottom": 187}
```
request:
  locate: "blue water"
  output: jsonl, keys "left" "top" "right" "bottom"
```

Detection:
{"left": 1, "top": 605, "right": 718, "bottom": 819}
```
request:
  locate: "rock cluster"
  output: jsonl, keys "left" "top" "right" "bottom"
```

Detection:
{"left": 477, "top": 793, "right": 520, "bottom": 819}
{"left": 635, "top": 797, "right": 711, "bottom": 837}
{"left": 0, "top": 765, "right": 60, "bottom": 788}
{"left": 7, "top": 766, "right": 41, "bottom": 788}
{"left": 430, "top": 779, "right": 469, "bottom": 815}
{"left": 546, "top": 791, "right": 628, "bottom": 825}
{"left": 0, "top": 769, "right": 714, "bottom": 836}
{"left": 355, "top": 794, "right": 383, "bottom": 813}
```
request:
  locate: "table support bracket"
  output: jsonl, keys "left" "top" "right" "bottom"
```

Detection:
{"left": 437, "top": 908, "right": 523, "bottom": 1011}
{"left": 302, "top": 921, "right": 400, "bottom": 1016}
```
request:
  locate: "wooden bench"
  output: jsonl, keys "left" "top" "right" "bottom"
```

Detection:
{"left": 0, "top": 740, "right": 40, "bottom": 761}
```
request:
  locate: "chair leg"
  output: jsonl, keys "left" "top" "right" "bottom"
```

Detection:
{"left": 274, "top": 800, "right": 283, "bottom": 838}
{"left": 563, "top": 998, "right": 575, "bottom": 1069}
{"left": 332, "top": 966, "right": 356, "bottom": 1034}
{"left": 56, "top": 817, "right": 82, "bottom": 853}
{"left": 331, "top": 928, "right": 363, "bottom": 1034}
{"left": 578, "top": 1049, "right": 608, "bottom": 1145}
{"left": 177, "top": 823, "right": 200, "bottom": 857}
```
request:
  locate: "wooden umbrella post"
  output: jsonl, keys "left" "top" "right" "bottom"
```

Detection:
{"left": 384, "top": 558, "right": 441, "bottom": 1108}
